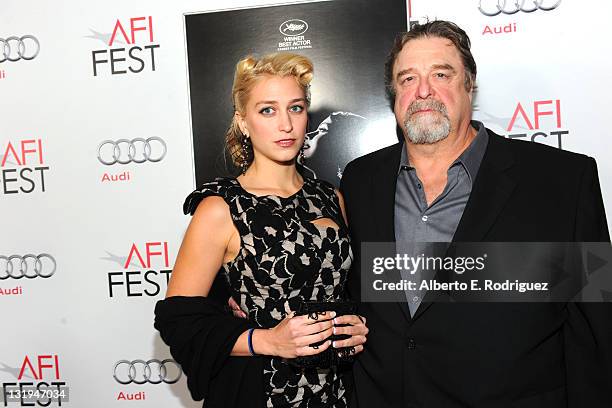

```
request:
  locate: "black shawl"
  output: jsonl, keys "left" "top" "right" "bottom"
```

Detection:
{"left": 154, "top": 296, "right": 265, "bottom": 407}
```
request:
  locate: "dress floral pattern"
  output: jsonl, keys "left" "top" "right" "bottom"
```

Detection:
{"left": 184, "top": 176, "right": 353, "bottom": 408}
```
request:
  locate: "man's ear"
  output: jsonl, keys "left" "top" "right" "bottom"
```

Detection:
{"left": 468, "top": 78, "right": 477, "bottom": 102}
{"left": 235, "top": 112, "right": 248, "bottom": 137}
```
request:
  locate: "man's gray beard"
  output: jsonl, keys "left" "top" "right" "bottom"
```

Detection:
{"left": 403, "top": 110, "right": 451, "bottom": 145}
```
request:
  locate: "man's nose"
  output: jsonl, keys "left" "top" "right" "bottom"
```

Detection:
{"left": 416, "top": 77, "right": 432, "bottom": 99}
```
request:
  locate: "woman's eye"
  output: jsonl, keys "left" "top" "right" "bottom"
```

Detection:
{"left": 290, "top": 105, "right": 304, "bottom": 113}
{"left": 260, "top": 107, "right": 274, "bottom": 115}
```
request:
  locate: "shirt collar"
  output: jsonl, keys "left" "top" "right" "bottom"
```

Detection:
{"left": 397, "top": 120, "right": 489, "bottom": 184}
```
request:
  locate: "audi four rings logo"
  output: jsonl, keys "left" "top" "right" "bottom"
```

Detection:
{"left": 0, "top": 254, "right": 56, "bottom": 279}
{"left": 97, "top": 137, "right": 167, "bottom": 165}
{"left": 478, "top": 0, "right": 562, "bottom": 16}
{"left": 113, "top": 359, "right": 182, "bottom": 384}
{"left": 0, "top": 35, "right": 40, "bottom": 63}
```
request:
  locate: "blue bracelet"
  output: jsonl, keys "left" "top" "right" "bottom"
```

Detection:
{"left": 247, "top": 328, "right": 257, "bottom": 356}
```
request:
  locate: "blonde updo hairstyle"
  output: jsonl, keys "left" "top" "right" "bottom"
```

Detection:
{"left": 226, "top": 52, "right": 314, "bottom": 169}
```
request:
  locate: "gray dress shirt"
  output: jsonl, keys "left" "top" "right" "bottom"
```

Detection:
{"left": 395, "top": 121, "right": 489, "bottom": 316}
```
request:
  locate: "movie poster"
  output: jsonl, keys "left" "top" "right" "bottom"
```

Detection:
{"left": 185, "top": 0, "right": 407, "bottom": 186}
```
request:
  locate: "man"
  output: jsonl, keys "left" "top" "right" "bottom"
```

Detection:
{"left": 340, "top": 20, "right": 611, "bottom": 407}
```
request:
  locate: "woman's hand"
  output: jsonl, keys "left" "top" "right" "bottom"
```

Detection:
{"left": 255, "top": 312, "right": 337, "bottom": 358}
{"left": 331, "top": 314, "right": 368, "bottom": 355}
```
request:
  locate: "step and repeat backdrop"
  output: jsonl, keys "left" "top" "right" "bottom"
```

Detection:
{"left": 1, "top": 0, "right": 610, "bottom": 406}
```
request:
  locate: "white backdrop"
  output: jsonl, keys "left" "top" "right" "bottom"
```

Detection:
{"left": 1, "top": 0, "right": 610, "bottom": 407}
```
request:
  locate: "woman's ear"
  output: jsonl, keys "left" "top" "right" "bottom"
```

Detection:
{"left": 235, "top": 112, "right": 248, "bottom": 137}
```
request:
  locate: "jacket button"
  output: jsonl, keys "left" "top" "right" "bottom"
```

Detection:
{"left": 407, "top": 338, "right": 416, "bottom": 350}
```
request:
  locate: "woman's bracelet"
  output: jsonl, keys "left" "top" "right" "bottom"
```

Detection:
{"left": 247, "top": 328, "right": 258, "bottom": 356}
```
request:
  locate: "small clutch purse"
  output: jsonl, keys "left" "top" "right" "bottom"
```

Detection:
{"left": 290, "top": 300, "right": 358, "bottom": 369}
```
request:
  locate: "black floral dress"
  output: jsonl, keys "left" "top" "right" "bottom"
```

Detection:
{"left": 183, "top": 176, "right": 353, "bottom": 408}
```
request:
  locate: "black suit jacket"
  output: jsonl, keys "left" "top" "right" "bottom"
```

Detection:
{"left": 340, "top": 129, "right": 611, "bottom": 407}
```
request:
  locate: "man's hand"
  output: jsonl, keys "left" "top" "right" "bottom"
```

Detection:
{"left": 332, "top": 314, "right": 369, "bottom": 355}
{"left": 228, "top": 297, "right": 247, "bottom": 319}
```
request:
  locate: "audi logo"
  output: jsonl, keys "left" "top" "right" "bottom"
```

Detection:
{"left": 478, "top": 0, "right": 562, "bottom": 16}
{"left": 97, "top": 137, "right": 167, "bottom": 165}
{"left": 113, "top": 359, "right": 182, "bottom": 385}
{"left": 0, "top": 254, "right": 56, "bottom": 280}
{"left": 0, "top": 35, "right": 40, "bottom": 63}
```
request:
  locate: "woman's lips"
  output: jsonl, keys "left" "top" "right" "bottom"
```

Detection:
{"left": 275, "top": 139, "right": 296, "bottom": 147}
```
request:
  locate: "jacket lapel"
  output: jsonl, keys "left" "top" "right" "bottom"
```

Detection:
{"left": 370, "top": 144, "right": 402, "bottom": 243}
{"left": 452, "top": 131, "right": 518, "bottom": 242}
{"left": 368, "top": 143, "right": 413, "bottom": 322}
{"left": 411, "top": 130, "right": 518, "bottom": 321}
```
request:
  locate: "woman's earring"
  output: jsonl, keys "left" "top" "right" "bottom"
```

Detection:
{"left": 240, "top": 134, "right": 250, "bottom": 175}
{"left": 299, "top": 141, "right": 309, "bottom": 164}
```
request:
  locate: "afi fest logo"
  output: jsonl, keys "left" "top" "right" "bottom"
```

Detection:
{"left": 1, "top": 355, "right": 68, "bottom": 406}
{"left": 1, "top": 139, "right": 50, "bottom": 195}
{"left": 106, "top": 242, "right": 172, "bottom": 298}
{"left": 278, "top": 19, "right": 312, "bottom": 51}
{"left": 90, "top": 16, "right": 160, "bottom": 76}
{"left": 480, "top": 99, "right": 568, "bottom": 149}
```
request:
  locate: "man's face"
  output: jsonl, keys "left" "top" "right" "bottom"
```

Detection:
{"left": 392, "top": 36, "right": 473, "bottom": 144}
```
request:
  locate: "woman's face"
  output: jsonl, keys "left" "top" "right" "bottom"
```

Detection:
{"left": 237, "top": 74, "right": 307, "bottom": 167}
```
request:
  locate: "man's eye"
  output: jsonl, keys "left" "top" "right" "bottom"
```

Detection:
{"left": 260, "top": 107, "right": 274, "bottom": 115}
{"left": 290, "top": 105, "right": 304, "bottom": 113}
{"left": 434, "top": 72, "right": 448, "bottom": 78}
{"left": 401, "top": 76, "right": 414, "bottom": 84}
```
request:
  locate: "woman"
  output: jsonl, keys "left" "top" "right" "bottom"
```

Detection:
{"left": 154, "top": 52, "right": 368, "bottom": 407}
